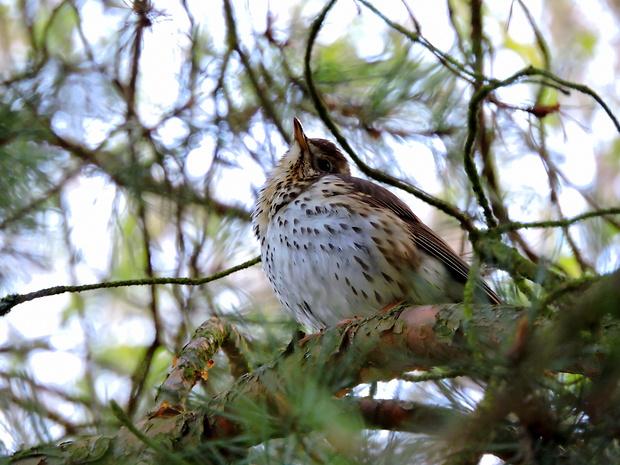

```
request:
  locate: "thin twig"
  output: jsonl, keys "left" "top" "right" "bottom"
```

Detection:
{"left": 222, "top": 0, "right": 288, "bottom": 142}
{"left": 357, "top": 0, "right": 476, "bottom": 82}
{"left": 492, "top": 208, "right": 620, "bottom": 235}
{"left": 470, "top": 0, "right": 499, "bottom": 229}
{"left": 0, "top": 257, "right": 261, "bottom": 316}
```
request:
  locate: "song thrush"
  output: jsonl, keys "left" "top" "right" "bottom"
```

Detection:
{"left": 253, "top": 118, "right": 501, "bottom": 330}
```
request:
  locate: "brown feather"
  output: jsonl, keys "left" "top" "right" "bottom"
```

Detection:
{"left": 335, "top": 175, "right": 502, "bottom": 305}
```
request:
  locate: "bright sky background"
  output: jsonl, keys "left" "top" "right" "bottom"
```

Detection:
{"left": 1, "top": 0, "right": 618, "bottom": 457}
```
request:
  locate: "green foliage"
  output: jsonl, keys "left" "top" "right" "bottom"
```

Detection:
{"left": 0, "top": 102, "right": 57, "bottom": 227}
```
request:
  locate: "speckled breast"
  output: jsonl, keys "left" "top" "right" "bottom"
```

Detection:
{"left": 260, "top": 176, "right": 417, "bottom": 330}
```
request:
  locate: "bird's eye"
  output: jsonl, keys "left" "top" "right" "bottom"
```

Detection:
{"left": 317, "top": 158, "right": 332, "bottom": 172}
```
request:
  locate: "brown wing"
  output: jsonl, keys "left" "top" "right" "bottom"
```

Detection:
{"left": 337, "top": 175, "right": 502, "bottom": 305}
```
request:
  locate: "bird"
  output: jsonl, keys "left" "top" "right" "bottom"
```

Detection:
{"left": 252, "top": 118, "right": 501, "bottom": 331}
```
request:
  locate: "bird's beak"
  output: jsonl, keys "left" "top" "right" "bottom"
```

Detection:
{"left": 293, "top": 117, "right": 310, "bottom": 154}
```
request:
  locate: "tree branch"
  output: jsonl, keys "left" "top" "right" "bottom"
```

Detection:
{"left": 0, "top": 257, "right": 261, "bottom": 316}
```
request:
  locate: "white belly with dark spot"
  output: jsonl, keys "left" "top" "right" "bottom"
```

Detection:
{"left": 260, "top": 183, "right": 455, "bottom": 330}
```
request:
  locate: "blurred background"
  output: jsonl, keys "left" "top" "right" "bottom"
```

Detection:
{"left": 0, "top": 0, "right": 618, "bottom": 461}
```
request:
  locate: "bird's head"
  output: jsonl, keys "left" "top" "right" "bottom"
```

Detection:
{"left": 253, "top": 118, "right": 351, "bottom": 240}
{"left": 281, "top": 117, "right": 351, "bottom": 180}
